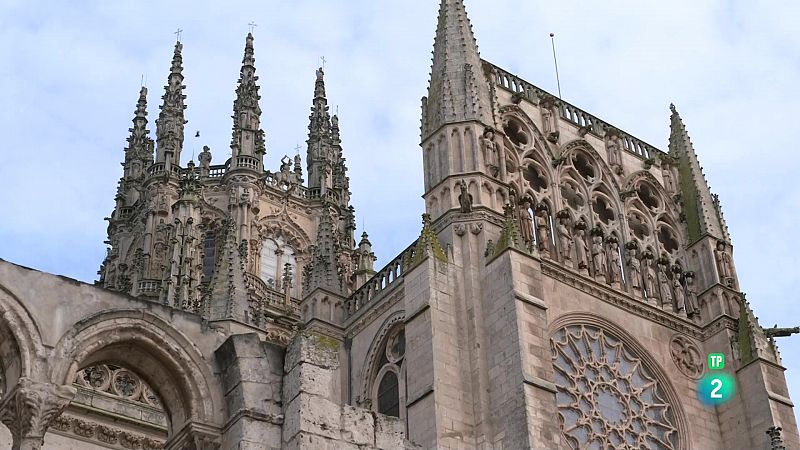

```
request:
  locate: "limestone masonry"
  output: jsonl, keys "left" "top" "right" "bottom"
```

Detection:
{"left": 0, "top": 0, "right": 797, "bottom": 449}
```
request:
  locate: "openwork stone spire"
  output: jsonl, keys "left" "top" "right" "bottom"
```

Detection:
{"left": 306, "top": 68, "right": 333, "bottom": 189}
{"left": 155, "top": 41, "right": 187, "bottom": 167}
{"left": 230, "top": 33, "right": 266, "bottom": 170}
{"left": 127, "top": 87, "right": 154, "bottom": 165}
{"left": 422, "top": 0, "right": 493, "bottom": 140}
{"left": 207, "top": 218, "right": 250, "bottom": 321}
{"left": 669, "top": 104, "right": 729, "bottom": 243}
{"left": 303, "top": 206, "right": 343, "bottom": 295}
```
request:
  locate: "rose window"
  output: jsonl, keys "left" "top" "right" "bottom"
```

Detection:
{"left": 552, "top": 324, "right": 679, "bottom": 449}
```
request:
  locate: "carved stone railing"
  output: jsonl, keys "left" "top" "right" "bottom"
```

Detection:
{"left": 233, "top": 155, "right": 262, "bottom": 171}
{"left": 137, "top": 279, "right": 161, "bottom": 297}
{"left": 484, "top": 60, "right": 661, "bottom": 160}
{"left": 245, "top": 273, "right": 300, "bottom": 325}
{"left": 207, "top": 165, "right": 226, "bottom": 178}
{"left": 345, "top": 241, "right": 419, "bottom": 319}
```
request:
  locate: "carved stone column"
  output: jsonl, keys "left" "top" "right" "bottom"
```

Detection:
{"left": 0, "top": 377, "right": 76, "bottom": 450}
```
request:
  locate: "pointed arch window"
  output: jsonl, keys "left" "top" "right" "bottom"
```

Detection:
{"left": 371, "top": 326, "right": 406, "bottom": 419}
{"left": 259, "top": 236, "right": 298, "bottom": 297}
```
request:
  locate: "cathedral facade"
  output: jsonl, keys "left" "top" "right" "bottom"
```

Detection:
{"left": 0, "top": 0, "right": 797, "bottom": 449}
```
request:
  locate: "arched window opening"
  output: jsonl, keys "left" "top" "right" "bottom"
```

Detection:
{"left": 593, "top": 195, "right": 615, "bottom": 225}
{"left": 371, "top": 326, "right": 406, "bottom": 420}
{"left": 572, "top": 152, "right": 596, "bottom": 181}
{"left": 636, "top": 183, "right": 660, "bottom": 210}
{"left": 524, "top": 165, "right": 548, "bottom": 192}
{"left": 260, "top": 236, "right": 298, "bottom": 297}
{"left": 377, "top": 371, "right": 400, "bottom": 417}
{"left": 658, "top": 225, "right": 679, "bottom": 254}
{"left": 561, "top": 180, "right": 586, "bottom": 210}
{"left": 503, "top": 117, "right": 530, "bottom": 147}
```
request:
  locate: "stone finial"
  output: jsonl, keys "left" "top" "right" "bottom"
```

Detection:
{"left": 407, "top": 214, "right": 447, "bottom": 269}
{"left": 489, "top": 203, "right": 527, "bottom": 259}
{"left": 314, "top": 67, "right": 326, "bottom": 99}
{"left": 0, "top": 378, "right": 77, "bottom": 450}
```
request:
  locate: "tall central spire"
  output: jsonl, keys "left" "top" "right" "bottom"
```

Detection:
{"left": 155, "top": 41, "right": 187, "bottom": 168}
{"left": 422, "top": 0, "right": 493, "bottom": 140}
{"left": 229, "top": 32, "right": 265, "bottom": 171}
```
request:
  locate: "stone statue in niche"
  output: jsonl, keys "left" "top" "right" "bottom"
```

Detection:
{"left": 540, "top": 96, "right": 559, "bottom": 143}
{"left": 605, "top": 130, "right": 623, "bottom": 175}
{"left": 607, "top": 235, "right": 622, "bottom": 287}
{"left": 535, "top": 206, "right": 551, "bottom": 258}
{"left": 458, "top": 179, "right": 473, "bottom": 213}
{"left": 556, "top": 212, "right": 573, "bottom": 267}
{"left": 518, "top": 199, "right": 534, "bottom": 245}
{"left": 480, "top": 129, "right": 499, "bottom": 177}
{"left": 684, "top": 271, "right": 699, "bottom": 318}
{"left": 643, "top": 250, "right": 658, "bottom": 300}
{"left": 714, "top": 240, "right": 734, "bottom": 287}
{"left": 657, "top": 258, "right": 673, "bottom": 309}
{"left": 673, "top": 273, "right": 686, "bottom": 313}
{"left": 662, "top": 164, "right": 676, "bottom": 195}
{"left": 626, "top": 241, "right": 643, "bottom": 292}
{"left": 573, "top": 220, "right": 589, "bottom": 272}
{"left": 591, "top": 229, "right": 607, "bottom": 280}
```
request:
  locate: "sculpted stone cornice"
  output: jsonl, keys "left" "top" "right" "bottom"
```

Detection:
{"left": 50, "top": 414, "right": 165, "bottom": 449}
{"left": 0, "top": 377, "right": 76, "bottom": 450}
{"left": 540, "top": 260, "right": 704, "bottom": 339}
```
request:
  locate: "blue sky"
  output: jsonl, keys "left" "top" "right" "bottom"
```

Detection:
{"left": 1, "top": 0, "right": 798, "bottom": 428}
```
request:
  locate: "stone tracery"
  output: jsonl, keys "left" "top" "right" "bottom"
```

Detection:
{"left": 552, "top": 324, "right": 679, "bottom": 449}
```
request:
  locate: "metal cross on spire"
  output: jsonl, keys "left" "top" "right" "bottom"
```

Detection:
{"left": 319, "top": 56, "right": 327, "bottom": 70}
{"left": 248, "top": 22, "right": 258, "bottom": 33}
{"left": 174, "top": 28, "right": 183, "bottom": 42}
{"left": 294, "top": 143, "right": 302, "bottom": 155}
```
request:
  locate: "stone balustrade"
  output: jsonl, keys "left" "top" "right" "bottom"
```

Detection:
{"left": 485, "top": 60, "right": 659, "bottom": 160}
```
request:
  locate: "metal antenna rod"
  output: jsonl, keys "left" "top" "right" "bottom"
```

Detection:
{"left": 550, "top": 33, "right": 562, "bottom": 99}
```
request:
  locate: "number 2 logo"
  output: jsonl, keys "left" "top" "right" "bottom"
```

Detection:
{"left": 710, "top": 378, "right": 723, "bottom": 399}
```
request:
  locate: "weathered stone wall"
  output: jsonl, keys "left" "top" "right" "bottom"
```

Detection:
{"left": 282, "top": 333, "right": 413, "bottom": 450}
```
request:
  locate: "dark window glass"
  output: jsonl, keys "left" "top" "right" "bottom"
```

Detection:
{"left": 377, "top": 371, "right": 400, "bottom": 417}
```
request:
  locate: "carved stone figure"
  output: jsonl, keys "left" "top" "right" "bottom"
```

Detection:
{"left": 591, "top": 230, "right": 606, "bottom": 279}
{"left": 458, "top": 179, "right": 473, "bottom": 213}
{"left": 607, "top": 236, "right": 622, "bottom": 286}
{"left": 684, "top": 271, "right": 699, "bottom": 318}
{"left": 535, "top": 207, "right": 551, "bottom": 258}
{"left": 662, "top": 165, "right": 676, "bottom": 194}
{"left": 573, "top": 220, "right": 589, "bottom": 271}
{"left": 715, "top": 240, "right": 734, "bottom": 285}
{"left": 605, "top": 131, "right": 623, "bottom": 173}
{"left": 518, "top": 199, "right": 534, "bottom": 245}
{"left": 626, "top": 243, "right": 643, "bottom": 291}
{"left": 658, "top": 259, "right": 673, "bottom": 308}
{"left": 556, "top": 215, "right": 573, "bottom": 265}
{"left": 643, "top": 251, "right": 657, "bottom": 299}
{"left": 673, "top": 276, "right": 686, "bottom": 313}
{"left": 480, "top": 129, "right": 499, "bottom": 176}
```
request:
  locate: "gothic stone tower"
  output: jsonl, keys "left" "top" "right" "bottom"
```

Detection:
{"left": 0, "top": 1, "right": 797, "bottom": 449}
